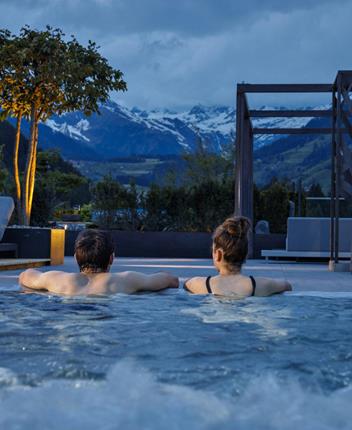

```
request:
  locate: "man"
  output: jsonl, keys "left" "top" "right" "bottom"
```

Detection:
{"left": 19, "top": 229, "right": 179, "bottom": 296}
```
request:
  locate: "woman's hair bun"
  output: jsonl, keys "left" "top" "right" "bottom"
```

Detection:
{"left": 223, "top": 217, "right": 250, "bottom": 238}
{"left": 212, "top": 216, "right": 251, "bottom": 268}
{"left": 224, "top": 220, "right": 237, "bottom": 236}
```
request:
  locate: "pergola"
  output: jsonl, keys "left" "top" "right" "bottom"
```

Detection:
{"left": 234, "top": 70, "right": 352, "bottom": 263}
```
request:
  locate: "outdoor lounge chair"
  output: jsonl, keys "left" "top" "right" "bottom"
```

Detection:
{"left": 0, "top": 197, "right": 18, "bottom": 258}
{"left": 261, "top": 217, "right": 352, "bottom": 262}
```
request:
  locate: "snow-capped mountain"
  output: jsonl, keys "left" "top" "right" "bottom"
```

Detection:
{"left": 139, "top": 104, "right": 318, "bottom": 149}
{"left": 14, "top": 100, "right": 323, "bottom": 160}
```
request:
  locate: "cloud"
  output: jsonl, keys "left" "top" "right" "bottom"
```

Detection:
{"left": 0, "top": 0, "right": 344, "bottom": 37}
{"left": 0, "top": 0, "right": 351, "bottom": 108}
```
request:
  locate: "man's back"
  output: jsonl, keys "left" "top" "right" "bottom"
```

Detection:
{"left": 19, "top": 229, "right": 178, "bottom": 296}
{"left": 19, "top": 269, "right": 179, "bottom": 296}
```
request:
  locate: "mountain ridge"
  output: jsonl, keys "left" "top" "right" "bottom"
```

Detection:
{"left": 2, "top": 101, "right": 337, "bottom": 190}
{"left": 7, "top": 101, "right": 320, "bottom": 160}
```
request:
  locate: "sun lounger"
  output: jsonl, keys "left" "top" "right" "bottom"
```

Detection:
{"left": 0, "top": 197, "right": 17, "bottom": 257}
{"left": 261, "top": 217, "right": 352, "bottom": 262}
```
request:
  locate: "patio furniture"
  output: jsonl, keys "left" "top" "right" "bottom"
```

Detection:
{"left": 1, "top": 227, "right": 65, "bottom": 269}
{"left": 0, "top": 197, "right": 65, "bottom": 270}
{"left": 255, "top": 220, "right": 270, "bottom": 235}
{"left": 261, "top": 217, "right": 352, "bottom": 260}
{"left": 0, "top": 197, "right": 17, "bottom": 258}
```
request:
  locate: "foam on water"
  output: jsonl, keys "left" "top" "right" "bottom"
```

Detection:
{"left": 0, "top": 367, "right": 18, "bottom": 387}
{"left": 181, "top": 298, "right": 291, "bottom": 339}
{"left": 1, "top": 361, "right": 352, "bottom": 430}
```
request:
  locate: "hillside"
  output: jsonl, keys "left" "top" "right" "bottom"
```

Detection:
{"left": 254, "top": 115, "right": 352, "bottom": 192}
{"left": 0, "top": 121, "right": 29, "bottom": 171}
{"left": 7, "top": 118, "right": 100, "bottom": 161}
{"left": 0, "top": 120, "right": 84, "bottom": 176}
{"left": 254, "top": 134, "right": 331, "bottom": 190}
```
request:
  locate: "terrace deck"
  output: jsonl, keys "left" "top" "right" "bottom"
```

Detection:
{"left": 261, "top": 250, "right": 351, "bottom": 260}
{"left": 0, "top": 258, "right": 50, "bottom": 271}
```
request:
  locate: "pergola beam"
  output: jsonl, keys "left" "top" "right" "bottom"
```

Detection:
{"left": 249, "top": 109, "right": 332, "bottom": 118}
{"left": 238, "top": 84, "right": 332, "bottom": 93}
{"left": 252, "top": 127, "right": 347, "bottom": 135}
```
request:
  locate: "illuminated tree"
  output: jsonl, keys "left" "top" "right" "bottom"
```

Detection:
{"left": 0, "top": 29, "right": 31, "bottom": 221}
{"left": 0, "top": 26, "right": 127, "bottom": 225}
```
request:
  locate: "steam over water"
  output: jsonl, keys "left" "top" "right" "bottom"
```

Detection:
{"left": 1, "top": 287, "right": 352, "bottom": 429}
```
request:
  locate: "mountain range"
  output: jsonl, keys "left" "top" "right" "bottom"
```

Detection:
{"left": 7, "top": 100, "right": 317, "bottom": 160}
{"left": 2, "top": 101, "right": 338, "bottom": 190}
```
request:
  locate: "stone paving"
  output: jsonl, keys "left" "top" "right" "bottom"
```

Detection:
{"left": 0, "top": 257, "right": 351, "bottom": 292}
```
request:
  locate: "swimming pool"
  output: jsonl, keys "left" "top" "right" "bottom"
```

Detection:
{"left": 1, "top": 286, "right": 352, "bottom": 429}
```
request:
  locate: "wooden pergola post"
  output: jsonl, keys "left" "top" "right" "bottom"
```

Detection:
{"left": 234, "top": 89, "right": 254, "bottom": 256}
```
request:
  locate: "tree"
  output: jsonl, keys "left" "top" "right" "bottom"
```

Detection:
{"left": 124, "top": 180, "right": 140, "bottom": 230}
{"left": 92, "top": 175, "right": 129, "bottom": 227}
{"left": 307, "top": 182, "right": 324, "bottom": 197}
{"left": 0, "top": 26, "right": 127, "bottom": 225}
{"left": 139, "top": 136, "right": 236, "bottom": 232}
{"left": 0, "top": 145, "right": 9, "bottom": 194}
{"left": 0, "top": 29, "right": 31, "bottom": 220}
{"left": 259, "top": 179, "right": 290, "bottom": 233}
{"left": 31, "top": 149, "right": 87, "bottom": 225}
{"left": 306, "top": 182, "right": 326, "bottom": 217}
{"left": 182, "top": 135, "right": 234, "bottom": 186}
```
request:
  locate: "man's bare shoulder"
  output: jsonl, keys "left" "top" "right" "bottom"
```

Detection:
{"left": 20, "top": 269, "right": 92, "bottom": 294}
{"left": 20, "top": 270, "right": 140, "bottom": 295}
{"left": 42, "top": 270, "right": 84, "bottom": 283}
{"left": 99, "top": 271, "right": 149, "bottom": 294}
{"left": 20, "top": 269, "right": 178, "bottom": 296}
{"left": 48, "top": 271, "right": 90, "bottom": 293}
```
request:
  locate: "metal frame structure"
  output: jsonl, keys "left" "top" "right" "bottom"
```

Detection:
{"left": 235, "top": 71, "right": 352, "bottom": 262}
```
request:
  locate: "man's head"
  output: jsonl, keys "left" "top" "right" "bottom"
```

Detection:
{"left": 74, "top": 229, "right": 115, "bottom": 273}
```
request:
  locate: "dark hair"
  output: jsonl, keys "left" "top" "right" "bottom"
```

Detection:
{"left": 74, "top": 229, "right": 115, "bottom": 273}
{"left": 212, "top": 217, "right": 251, "bottom": 270}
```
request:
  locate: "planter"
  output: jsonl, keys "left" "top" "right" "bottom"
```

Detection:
{"left": 65, "top": 230, "right": 212, "bottom": 258}
{"left": 3, "top": 227, "right": 65, "bottom": 265}
{"left": 66, "top": 229, "right": 287, "bottom": 259}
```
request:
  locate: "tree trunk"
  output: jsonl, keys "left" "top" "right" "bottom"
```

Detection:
{"left": 21, "top": 104, "right": 37, "bottom": 226}
{"left": 28, "top": 123, "right": 39, "bottom": 217}
{"left": 13, "top": 113, "right": 22, "bottom": 222}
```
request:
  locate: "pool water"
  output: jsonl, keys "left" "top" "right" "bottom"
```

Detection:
{"left": 1, "top": 287, "right": 352, "bottom": 429}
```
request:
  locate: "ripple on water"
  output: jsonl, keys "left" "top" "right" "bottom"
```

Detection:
{"left": 1, "top": 290, "right": 352, "bottom": 428}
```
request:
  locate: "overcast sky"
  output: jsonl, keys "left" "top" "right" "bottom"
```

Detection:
{"left": 0, "top": 0, "right": 351, "bottom": 109}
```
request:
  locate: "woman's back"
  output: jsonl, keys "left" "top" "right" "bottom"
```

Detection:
{"left": 184, "top": 217, "right": 292, "bottom": 298}
{"left": 184, "top": 273, "right": 291, "bottom": 297}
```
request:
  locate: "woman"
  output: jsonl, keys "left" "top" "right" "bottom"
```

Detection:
{"left": 184, "top": 217, "right": 292, "bottom": 297}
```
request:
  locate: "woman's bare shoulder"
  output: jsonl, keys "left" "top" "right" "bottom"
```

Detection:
{"left": 184, "top": 276, "right": 209, "bottom": 294}
{"left": 253, "top": 277, "right": 292, "bottom": 296}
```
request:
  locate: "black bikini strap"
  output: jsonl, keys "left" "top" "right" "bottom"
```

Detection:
{"left": 205, "top": 276, "right": 212, "bottom": 294}
{"left": 249, "top": 276, "right": 256, "bottom": 296}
